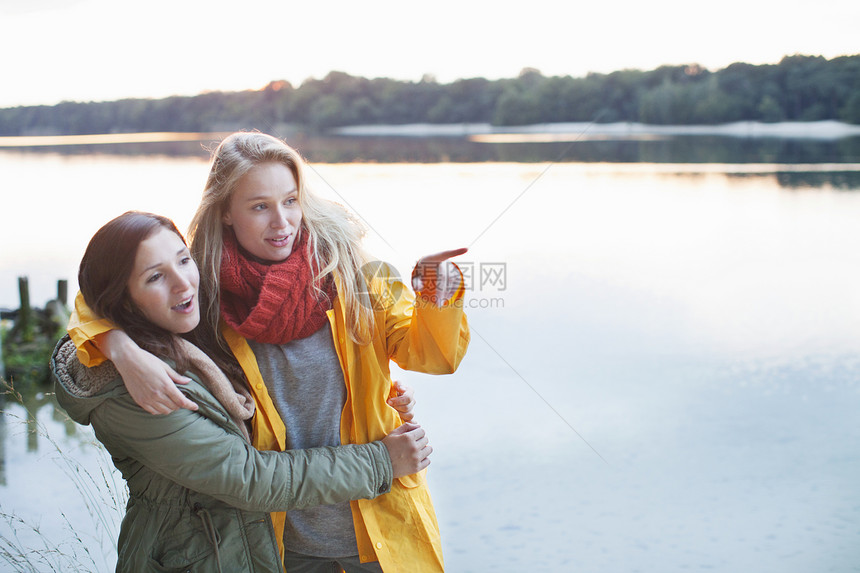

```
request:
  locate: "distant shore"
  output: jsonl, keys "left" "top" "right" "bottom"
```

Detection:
{"left": 1, "top": 121, "right": 858, "bottom": 150}
{"left": 332, "top": 120, "right": 860, "bottom": 140}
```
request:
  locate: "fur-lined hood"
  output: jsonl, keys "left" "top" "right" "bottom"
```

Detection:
{"left": 50, "top": 335, "right": 255, "bottom": 441}
{"left": 51, "top": 336, "right": 126, "bottom": 426}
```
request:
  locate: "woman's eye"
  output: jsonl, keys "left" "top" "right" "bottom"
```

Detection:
{"left": 180, "top": 256, "right": 192, "bottom": 265}
{"left": 285, "top": 197, "right": 297, "bottom": 205}
{"left": 253, "top": 203, "right": 266, "bottom": 211}
{"left": 146, "top": 272, "right": 162, "bottom": 283}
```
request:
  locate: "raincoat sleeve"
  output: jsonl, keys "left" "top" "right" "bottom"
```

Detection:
{"left": 383, "top": 262, "right": 470, "bottom": 374}
{"left": 67, "top": 290, "right": 115, "bottom": 367}
{"left": 89, "top": 382, "right": 393, "bottom": 512}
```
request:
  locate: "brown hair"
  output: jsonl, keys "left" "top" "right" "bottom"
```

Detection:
{"left": 78, "top": 211, "right": 191, "bottom": 370}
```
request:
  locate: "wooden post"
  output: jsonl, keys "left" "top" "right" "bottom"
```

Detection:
{"left": 46, "top": 279, "right": 71, "bottom": 331}
{"left": 57, "top": 279, "right": 68, "bottom": 306}
{"left": 0, "top": 316, "right": 5, "bottom": 381}
{"left": 18, "top": 276, "right": 33, "bottom": 342}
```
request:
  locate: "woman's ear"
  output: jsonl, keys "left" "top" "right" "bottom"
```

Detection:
{"left": 222, "top": 211, "right": 232, "bottom": 226}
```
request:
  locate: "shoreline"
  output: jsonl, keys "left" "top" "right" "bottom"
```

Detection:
{"left": 0, "top": 121, "right": 858, "bottom": 149}
{"left": 331, "top": 120, "right": 860, "bottom": 140}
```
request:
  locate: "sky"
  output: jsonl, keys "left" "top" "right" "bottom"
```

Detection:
{"left": 0, "top": 0, "right": 858, "bottom": 108}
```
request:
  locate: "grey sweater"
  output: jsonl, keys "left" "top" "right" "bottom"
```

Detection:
{"left": 248, "top": 322, "right": 357, "bottom": 557}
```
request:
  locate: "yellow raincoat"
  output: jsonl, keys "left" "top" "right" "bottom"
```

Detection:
{"left": 69, "top": 262, "right": 470, "bottom": 572}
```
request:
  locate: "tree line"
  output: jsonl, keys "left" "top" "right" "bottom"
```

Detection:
{"left": 1, "top": 54, "right": 858, "bottom": 136}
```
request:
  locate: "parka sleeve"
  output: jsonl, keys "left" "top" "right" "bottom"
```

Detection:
{"left": 382, "top": 262, "right": 470, "bottom": 374}
{"left": 90, "top": 391, "right": 393, "bottom": 512}
{"left": 67, "top": 291, "right": 115, "bottom": 367}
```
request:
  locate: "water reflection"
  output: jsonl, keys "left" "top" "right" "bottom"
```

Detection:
{"left": 2, "top": 154, "right": 860, "bottom": 571}
{"left": 773, "top": 170, "right": 860, "bottom": 190}
{"left": 0, "top": 139, "right": 217, "bottom": 159}
{"left": 0, "top": 381, "right": 125, "bottom": 572}
{"left": 1, "top": 131, "right": 859, "bottom": 191}
{"left": 1, "top": 381, "right": 82, "bottom": 460}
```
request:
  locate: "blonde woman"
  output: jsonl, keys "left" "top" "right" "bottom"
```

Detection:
{"left": 70, "top": 132, "right": 470, "bottom": 572}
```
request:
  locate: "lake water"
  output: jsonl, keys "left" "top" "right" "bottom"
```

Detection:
{"left": 2, "top": 131, "right": 860, "bottom": 571}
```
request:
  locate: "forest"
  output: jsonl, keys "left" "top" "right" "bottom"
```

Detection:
{"left": 1, "top": 54, "right": 858, "bottom": 136}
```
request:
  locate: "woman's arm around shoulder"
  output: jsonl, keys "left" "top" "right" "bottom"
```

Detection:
{"left": 67, "top": 291, "right": 196, "bottom": 414}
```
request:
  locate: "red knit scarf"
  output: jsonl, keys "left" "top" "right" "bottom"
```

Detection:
{"left": 219, "top": 230, "right": 335, "bottom": 344}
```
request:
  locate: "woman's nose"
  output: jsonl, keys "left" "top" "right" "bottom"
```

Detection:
{"left": 171, "top": 270, "right": 192, "bottom": 292}
{"left": 270, "top": 206, "right": 289, "bottom": 228}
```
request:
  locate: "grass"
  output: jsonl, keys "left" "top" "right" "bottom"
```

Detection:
{"left": 1, "top": 320, "right": 64, "bottom": 388}
{"left": 0, "top": 378, "right": 127, "bottom": 572}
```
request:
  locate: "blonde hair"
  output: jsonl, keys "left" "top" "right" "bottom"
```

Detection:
{"left": 187, "top": 131, "right": 375, "bottom": 347}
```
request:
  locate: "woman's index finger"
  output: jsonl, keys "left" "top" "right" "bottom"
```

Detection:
{"left": 417, "top": 247, "right": 469, "bottom": 265}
